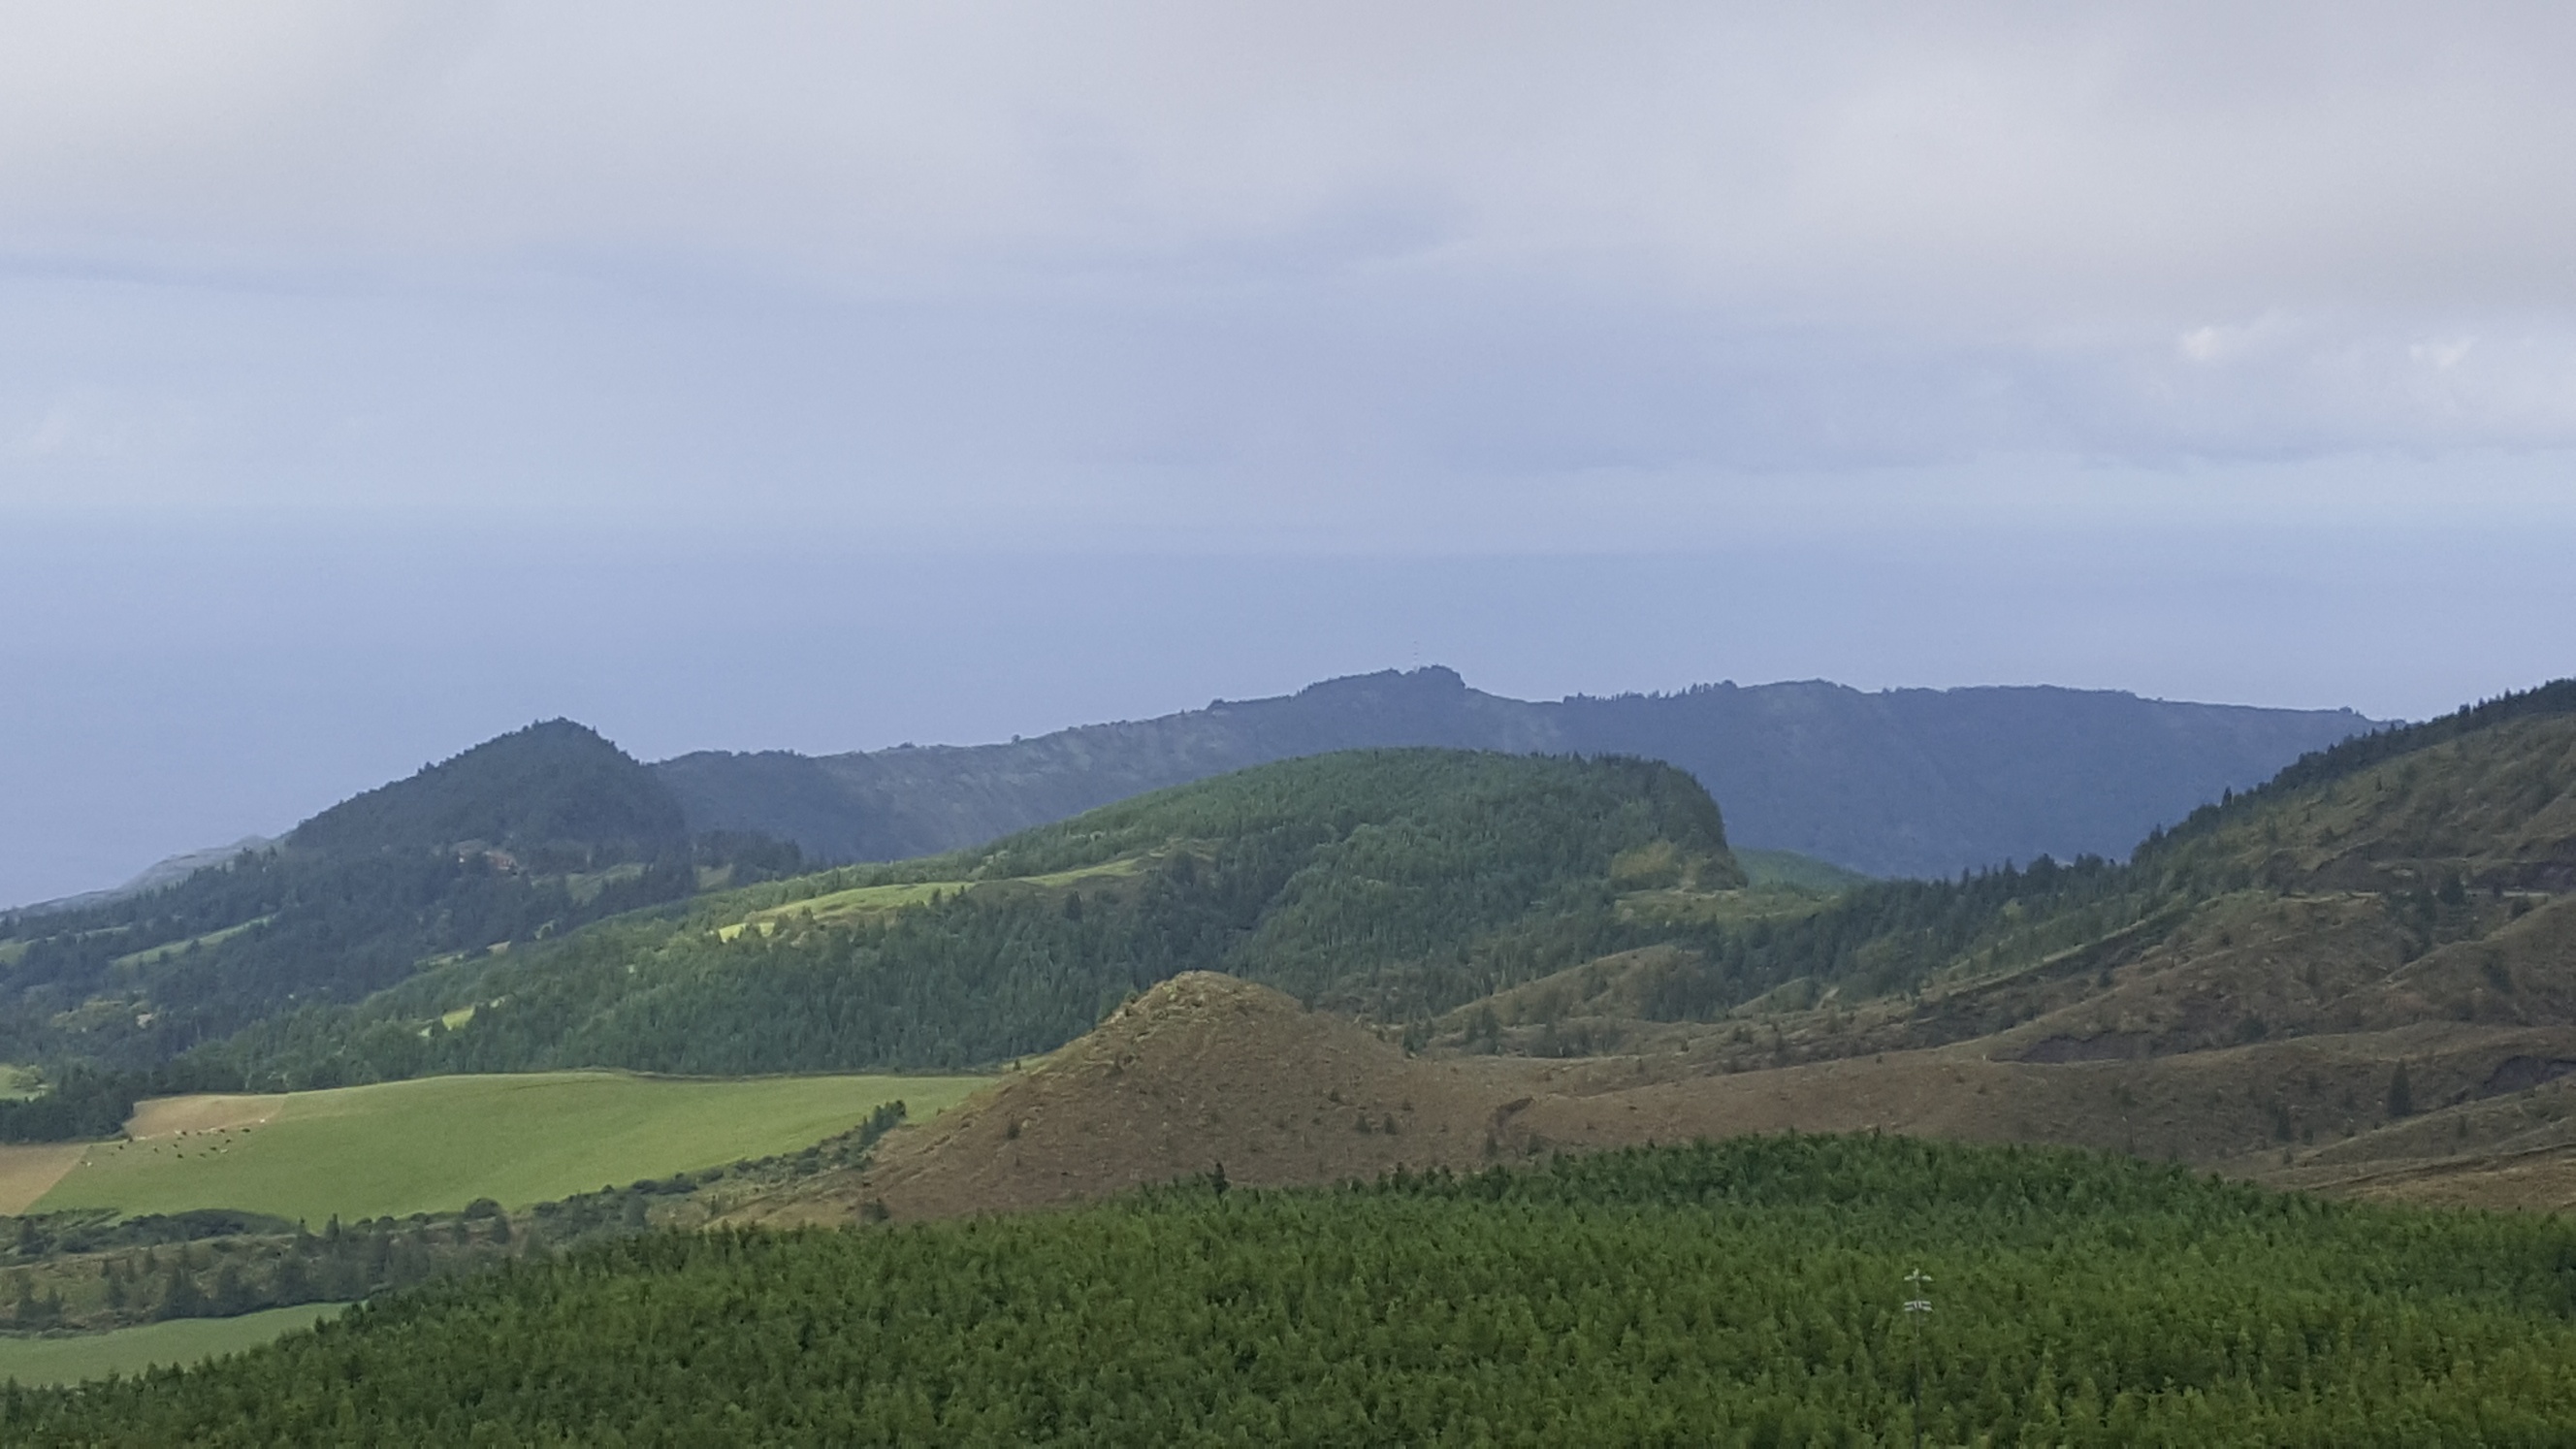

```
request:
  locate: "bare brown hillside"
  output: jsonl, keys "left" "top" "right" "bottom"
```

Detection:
{"left": 725, "top": 970, "right": 2576, "bottom": 1226}
{"left": 2238, "top": 713, "right": 2576, "bottom": 893}
{"left": 1416, "top": 893, "right": 2576, "bottom": 1078}
{"left": 727, "top": 974, "right": 1556, "bottom": 1225}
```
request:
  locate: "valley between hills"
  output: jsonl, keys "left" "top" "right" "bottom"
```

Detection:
{"left": 0, "top": 675, "right": 2571, "bottom": 1438}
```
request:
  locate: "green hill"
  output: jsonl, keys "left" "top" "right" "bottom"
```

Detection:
{"left": 1599, "top": 678, "right": 2576, "bottom": 1033}
{"left": 0, "top": 723, "right": 805, "bottom": 1088}
{"left": 285, "top": 720, "right": 690, "bottom": 867}
{"left": 184, "top": 750, "right": 1752, "bottom": 1084}
{"left": 10, "top": 1135, "right": 2575, "bottom": 1444}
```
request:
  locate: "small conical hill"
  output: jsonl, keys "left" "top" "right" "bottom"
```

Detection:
{"left": 734, "top": 973, "right": 1548, "bottom": 1223}
{"left": 289, "top": 719, "right": 689, "bottom": 867}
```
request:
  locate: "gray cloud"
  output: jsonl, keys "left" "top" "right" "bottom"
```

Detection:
{"left": 9, "top": 5, "right": 2572, "bottom": 293}
{"left": 12, "top": 6, "right": 2576, "bottom": 906}
{"left": 4, "top": 1, "right": 2576, "bottom": 510}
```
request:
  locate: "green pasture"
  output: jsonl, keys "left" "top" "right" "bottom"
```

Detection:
{"left": 723, "top": 880, "right": 956, "bottom": 938}
{"left": 0, "top": 1304, "right": 348, "bottom": 1388}
{"left": 110, "top": 917, "right": 272, "bottom": 973}
{"left": 36, "top": 1071, "right": 987, "bottom": 1225}
{"left": 724, "top": 855, "right": 1146, "bottom": 939}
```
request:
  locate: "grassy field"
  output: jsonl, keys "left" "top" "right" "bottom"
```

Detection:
{"left": 0, "top": 1304, "right": 347, "bottom": 1388}
{"left": 724, "top": 856, "right": 1147, "bottom": 939}
{"left": 110, "top": 916, "right": 271, "bottom": 972}
{"left": 35, "top": 1071, "right": 987, "bottom": 1225}
{"left": 721, "top": 880, "right": 955, "bottom": 938}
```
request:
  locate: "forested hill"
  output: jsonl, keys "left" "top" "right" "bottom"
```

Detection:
{"left": 287, "top": 720, "right": 691, "bottom": 866}
{"left": 0, "top": 723, "right": 805, "bottom": 1079}
{"left": 186, "top": 750, "right": 1749, "bottom": 1085}
{"left": 1574, "top": 676, "right": 2576, "bottom": 1061}
{"left": 657, "top": 667, "right": 2373, "bottom": 879}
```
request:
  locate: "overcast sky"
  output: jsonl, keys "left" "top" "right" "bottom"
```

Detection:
{"left": 5, "top": 3, "right": 2574, "bottom": 904}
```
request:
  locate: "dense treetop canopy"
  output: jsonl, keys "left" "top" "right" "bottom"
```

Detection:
{"left": 9, "top": 1135, "right": 2575, "bottom": 1445}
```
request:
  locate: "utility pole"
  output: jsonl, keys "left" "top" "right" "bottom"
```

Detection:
{"left": 1903, "top": 1268, "right": 1933, "bottom": 1449}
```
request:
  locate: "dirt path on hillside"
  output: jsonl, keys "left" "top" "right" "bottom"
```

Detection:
{"left": 126, "top": 1094, "right": 286, "bottom": 1140}
{"left": 0, "top": 1144, "right": 87, "bottom": 1213}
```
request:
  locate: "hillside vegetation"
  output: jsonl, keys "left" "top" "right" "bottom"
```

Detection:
{"left": 0, "top": 723, "right": 805, "bottom": 1079}
{"left": 0, "top": 684, "right": 2563, "bottom": 1433}
{"left": 184, "top": 751, "right": 1757, "bottom": 1085}
{"left": 1574, "top": 681, "right": 2576, "bottom": 1042}
{"left": 10, "top": 1136, "right": 2576, "bottom": 1445}
{"left": 724, "top": 682, "right": 2576, "bottom": 1227}
{"left": 1, "top": 678, "right": 2559, "bottom": 1209}
{"left": 1, "top": 666, "right": 2365, "bottom": 1092}
{"left": 1280, "top": 680, "right": 2576, "bottom": 1208}
{"left": 166, "top": 682, "right": 2576, "bottom": 1138}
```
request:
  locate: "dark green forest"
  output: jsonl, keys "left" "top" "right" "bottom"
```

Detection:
{"left": 0, "top": 1067, "right": 145, "bottom": 1144}
{"left": 184, "top": 751, "right": 1745, "bottom": 1085}
{"left": 283, "top": 719, "right": 692, "bottom": 868}
{"left": 11, "top": 1135, "right": 2576, "bottom": 1445}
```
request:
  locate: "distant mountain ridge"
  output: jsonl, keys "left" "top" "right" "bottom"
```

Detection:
{"left": 15, "top": 836, "right": 277, "bottom": 918}
{"left": 657, "top": 667, "right": 2376, "bottom": 879}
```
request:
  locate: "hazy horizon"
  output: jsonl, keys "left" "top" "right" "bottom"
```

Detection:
{"left": 0, "top": 520, "right": 2497, "bottom": 910}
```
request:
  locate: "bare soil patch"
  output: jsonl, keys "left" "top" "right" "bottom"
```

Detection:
{"left": 0, "top": 1143, "right": 86, "bottom": 1214}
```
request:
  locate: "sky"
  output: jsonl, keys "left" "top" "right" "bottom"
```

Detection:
{"left": 4, "top": 2, "right": 2574, "bottom": 905}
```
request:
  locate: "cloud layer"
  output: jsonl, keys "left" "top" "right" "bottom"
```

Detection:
{"left": 12, "top": 4, "right": 2575, "bottom": 302}
{"left": 6, "top": 1, "right": 2576, "bottom": 525}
